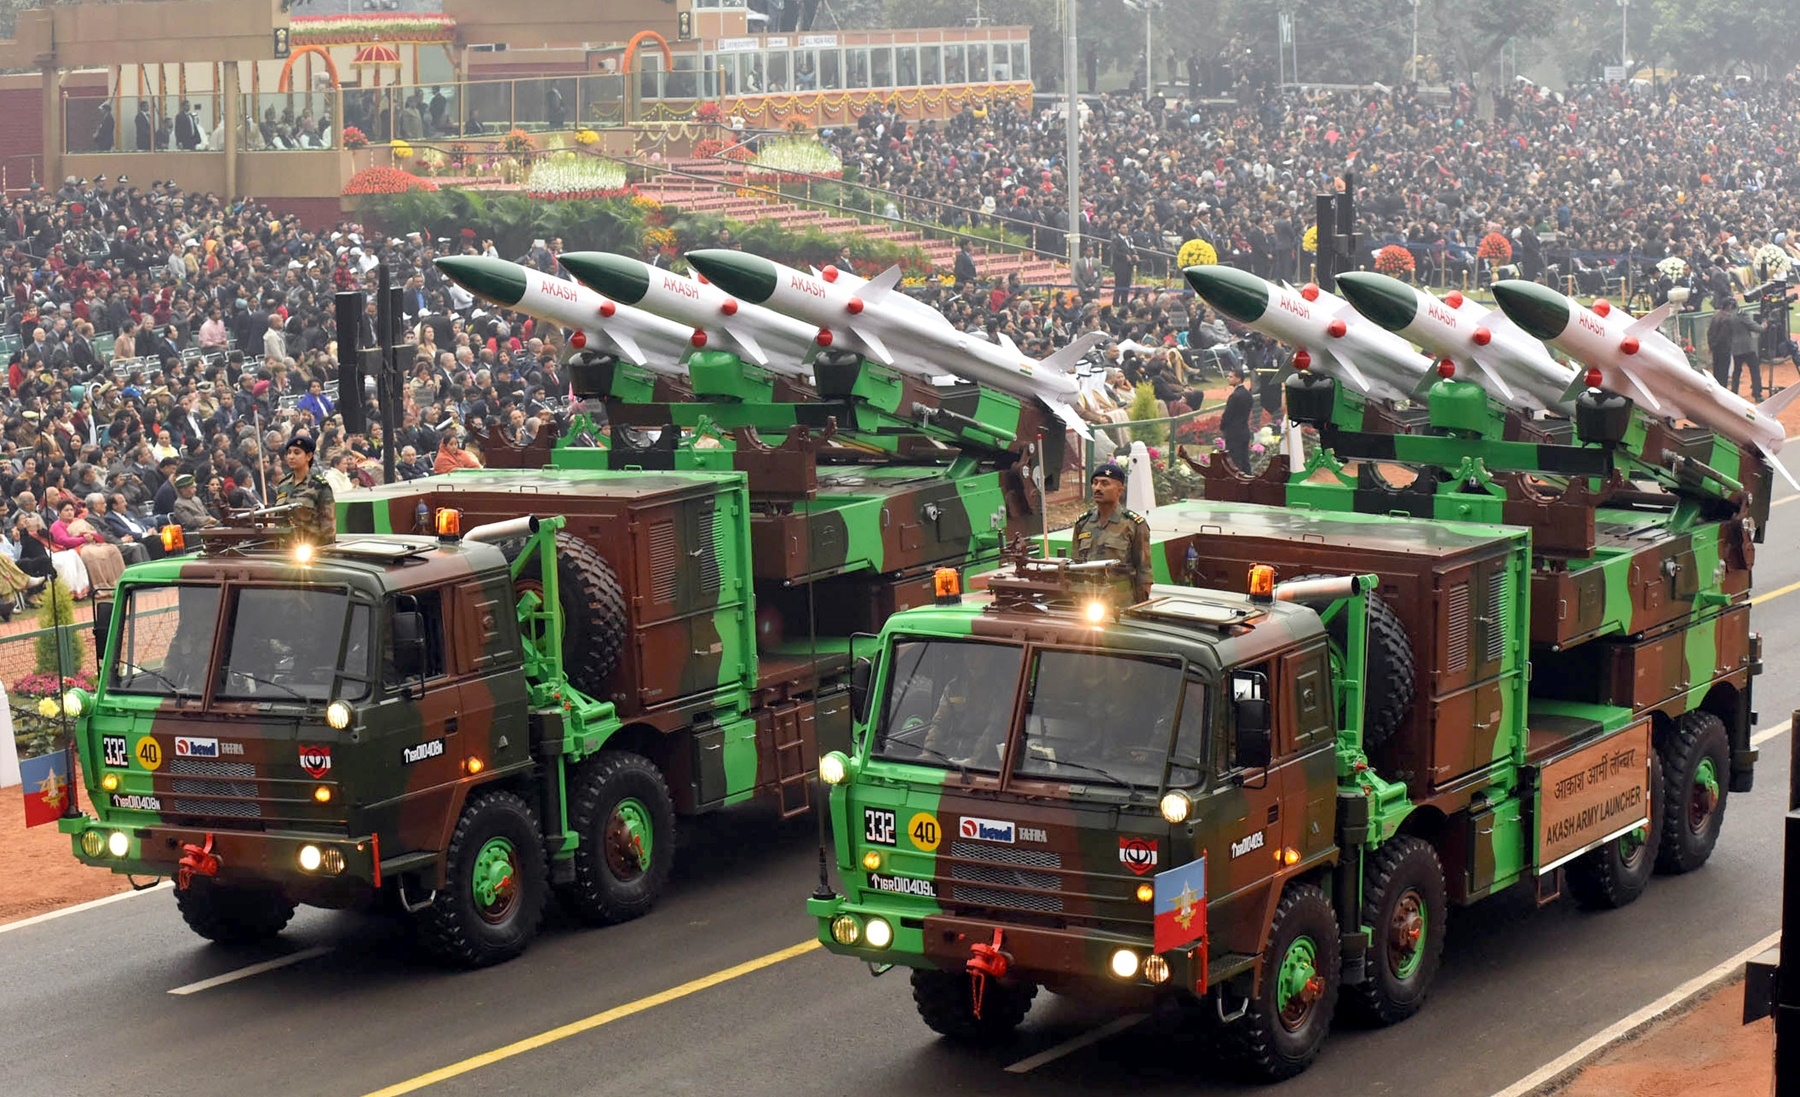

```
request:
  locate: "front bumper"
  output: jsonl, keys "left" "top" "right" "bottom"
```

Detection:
{"left": 61, "top": 814, "right": 378, "bottom": 887}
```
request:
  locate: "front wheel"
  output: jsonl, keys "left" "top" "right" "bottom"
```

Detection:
{"left": 911, "top": 968, "right": 1036, "bottom": 1044}
{"left": 414, "top": 790, "right": 548, "bottom": 968}
{"left": 1343, "top": 836, "right": 1446, "bottom": 1026}
{"left": 174, "top": 878, "right": 296, "bottom": 945}
{"left": 1656, "top": 712, "right": 1730, "bottom": 875}
{"left": 1227, "top": 883, "right": 1340, "bottom": 1082}
{"left": 555, "top": 751, "right": 676, "bottom": 926}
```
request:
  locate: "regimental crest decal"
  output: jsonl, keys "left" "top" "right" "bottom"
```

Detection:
{"left": 298, "top": 744, "right": 332, "bottom": 779}
{"left": 1119, "top": 835, "right": 1159, "bottom": 875}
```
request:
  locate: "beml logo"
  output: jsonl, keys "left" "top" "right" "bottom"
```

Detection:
{"left": 958, "top": 816, "right": 1016, "bottom": 843}
{"left": 174, "top": 736, "right": 220, "bottom": 758}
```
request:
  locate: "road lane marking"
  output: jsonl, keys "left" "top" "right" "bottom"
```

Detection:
{"left": 1005, "top": 1013, "right": 1148, "bottom": 1073}
{"left": 1490, "top": 929, "right": 1779, "bottom": 1097}
{"left": 168, "top": 946, "right": 333, "bottom": 995}
{"left": 1753, "top": 720, "right": 1791, "bottom": 748}
{"left": 361, "top": 939, "right": 821, "bottom": 1096}
{"left": 1775, "top": 494, "right": 1798, "bottom": 507}
{"left": 0, "top": 880, "right": 169, "bottom": 935}
{"left": 1752, "top": 577, "right": 1800, "bottom": 606}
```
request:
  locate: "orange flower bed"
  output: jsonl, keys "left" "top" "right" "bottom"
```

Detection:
{"left": 343, "top": 166, "right": 438, "bottom": 196}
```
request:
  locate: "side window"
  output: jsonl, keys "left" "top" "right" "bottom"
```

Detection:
{"left": 1169, "top": 679, "right": 1207, "bottom": 787}
{"left": 388, "top": 590, "right": 447, "bottom": 685}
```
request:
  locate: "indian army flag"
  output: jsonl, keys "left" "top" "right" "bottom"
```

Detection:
{"left": 1152, "top": 853, "right": 1207, "bottom": 954}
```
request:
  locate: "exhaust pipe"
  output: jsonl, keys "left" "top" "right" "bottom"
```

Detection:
{"left": 464, "top": 515, "right": 541, "bottom": 544}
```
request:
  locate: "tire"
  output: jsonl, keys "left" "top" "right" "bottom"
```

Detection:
{"left": 911, "top": 967, "right": 1036, "bottom": 1044}
{"left": 174, "top": 878, "right": 296, "bottom": 945}
{"left": 1343, "top": 836, "right": 1446, "bottom": 1026}
{"left": 1566, "top": 751, "right": 1664, "bottom": 909}
{"left": 554, "top": 751, "right": 677, "bottom": 926}
{"left": 415, "top": 790, "right": 548, "bottom": 968}
{"left": 1656, "top": 711, "right": 1730, "bottom": 875}
{"left": 1227, "top": 883, "right": 1340, "bottom": 1083}
{"left": 1288, "top": 574, "right": 1416, "bottom": 749}
{"left": 496, "top": 533, "right": 627, "bottom": 696}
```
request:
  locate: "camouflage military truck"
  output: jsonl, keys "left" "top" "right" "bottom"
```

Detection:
{"left": 809, "top": 375, "right": 1762, "bottom": 1080}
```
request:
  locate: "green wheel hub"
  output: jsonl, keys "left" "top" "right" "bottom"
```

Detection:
{"left": 471, "top": 836, "right": 521, "bottom": 924}
{"left": 604, "top": 796, "right": 654, "bottom": 881}
{"left": 1389, "top": 889, "right": 1427, "bottom": 980}
{"left": 1689, "top": 757, "right": 1720, "bottom": 832}
{"left": 1276, "top": 935, "right": 1324, "bottom": 1032}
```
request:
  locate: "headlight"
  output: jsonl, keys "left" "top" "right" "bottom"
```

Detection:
{"left": 1143, "top": 955, "right": 1171, "bottom": 984}
{"left": 61, "top": 690, "right": 83, "bottom": 717}
{"left": 1160, "top": 790, "right": 1192, "bottom": 824}
{"left": 298, "top": 845, "right": 323, "bottom": 872}
{"left": 81, "top": 830, "right": 105, "bottom": 858}
{"left": 864, "top": 917, "right": 894, "bottom": 949}
{"left": 1109, "top": 949, "right": 1140, "bottom": 979}
{"left": 830, "top": 915, "right": 860, "bottom": 945}
{"left": 819, "top": 751, "right": 848, "bottom": 785}
{"left": 293, "top": 543, "right": 315, "bottom": 565}
{"left": 106, "top": 831, "right": 129, "bottom": 858}
{"left": 325, "top": 701, "right": 353, "bottom": 730}
{"left": 1084, "top": 599, "right": 1108, "bottom": 624}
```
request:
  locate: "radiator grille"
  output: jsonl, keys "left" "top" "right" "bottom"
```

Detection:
{"left": 1446, "top": 582, "right": 1470, "bottom": 673}
{"left": 1483, "top": 569, "right": 1510, "bottom": 664}
{"left": 649, "top": 521, "right": 678, "bottom": 603}
{"left": 945, "top": 841, "right": 1064, "bottom": 913}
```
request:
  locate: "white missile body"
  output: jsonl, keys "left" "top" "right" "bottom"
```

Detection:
{"left": 512, "top": 269, "right": 694, "bottom": 378}
{"left": 589, "top": 259, "right": 819, "bottom": 378}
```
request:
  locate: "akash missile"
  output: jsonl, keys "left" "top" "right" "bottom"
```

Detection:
{"left": 1183, "top": 265, "right": 1435, "bottom": 404}
{"left": 557, "top": 251, "right": 817, "bottom": 379}
{"left": 1335, "top": 270, "right": 1579, "bottom": 414}
{"left": 684, "top": 249, "right": 1106, "bottom": 437}
{"left": 1492, "top": 279, "right": 1800, "bottom": 488}
{"left": 434, "top": 255, "right": 693, "bottom": 376}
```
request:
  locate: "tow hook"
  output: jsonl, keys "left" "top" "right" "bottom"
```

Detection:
{"left": 176, "top": 834, "right": 219, "bottom": 889}
{"left": 966, "top": 927, "right": 1012, "bottom": 1019}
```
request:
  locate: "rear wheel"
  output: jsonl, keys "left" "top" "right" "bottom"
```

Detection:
{"left": 911, "top": 968, "right": 1036, "bottom": 1044}
{"left": 555, "top": 751, "right": 677, "bottom": 926}
{"left": 174, "top": 878, "right": 296, "bottom": 945}
{"left": 1566, "top": 751, "right": 1664, "bottom": 908}
{"left": 415, "top": 790, "right": 548, "bottom": 968}
{"left": 1227, "top": 883, "right": 1340, "bottom": 1082}
{"left": 1343, "top": 836, "right": 1446, "bottom": 1026}
{"left": 1656, "top": 712, "right": 1730, "bottom": 875}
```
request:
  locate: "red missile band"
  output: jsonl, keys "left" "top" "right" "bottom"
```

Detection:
{"left": 599, "top": 301, "right": 615, "bottom": 318}
{"left": 1300, "top": 283, "right": 1320, "bottom": 302}
{"left": 1437, "top": 359, "right": 1456, "bottom": 378}
{"left": 847, "top": 296, "right": 864, "bottom": 315}
{"left": 1445, "top": 291, "right": 1464, "bottom": 308}
{"left": 816, "top": 329, "right": 833, "bottom": 347}
{"left": 569, "top": 331, "right": 586, "bottom": 350}
{"left": 1327, "top": 319, "right": 1347, "bottom": 338}
{"left": 690, "top": 329, "right": 708, "bottom": 348}
{"left": 1585, "top": 368, "right": 1603, "bottom": 389}
{"left": 822, "top": 266, "right": 839, "bottom": 283}
{"left": 1620, "top": 336, "right": 1640, "bottom": 355}
{"left": 1592, "top": 298, "right": 1611, "bottom": 317}
{"left": 696, "top": 273, "right": 708, "bottom": 285}
{"left": 1472, "top": 326, "right": 1492, "bottom": 346}
{"left": 721, "top": 298, "right": 738, "bottom": 316}
{"left": 1293, "top": 349, "right": 1311, "bottom": 370}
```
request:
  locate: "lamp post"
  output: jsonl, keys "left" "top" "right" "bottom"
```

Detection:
{"left": 1065, "top": 0, "right": 1080, "bottom": 268}
{"left": 1618, "top": 0, "right": 1629, "bottom": 73}
{"left": 1410, "top": 0, "right": 1420, "bottom": 84}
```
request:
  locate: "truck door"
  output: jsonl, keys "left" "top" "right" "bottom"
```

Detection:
{"left": 1192, "top": 662, "right": 1285, "bottom": 962}
{"left": 1281, "top": 643, "right": 1338, "bottom": 864}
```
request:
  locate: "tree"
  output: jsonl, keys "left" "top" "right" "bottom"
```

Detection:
{"left": 1651, "top": 0, "right": 1799, "bottom": 76}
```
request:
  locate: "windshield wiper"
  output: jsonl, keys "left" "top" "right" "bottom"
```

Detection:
{"left": 1023, "top": 754, "right": 1146, "bottom": 795}
{"left": 116, "top": 662, "right": 187, "bottom": 695}
{"left": 222, "top": 670, "right": 310, "bottom": 702}
{"left": 879, "top": 725, "right": 973, "bottom": 779}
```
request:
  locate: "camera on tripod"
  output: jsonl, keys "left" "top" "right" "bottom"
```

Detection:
{"left": 1746, "top": 278, "right": 1794, "bottom": 362}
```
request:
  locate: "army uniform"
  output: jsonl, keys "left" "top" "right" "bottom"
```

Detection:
{"left": 1072, "top": 504, "right": 1152, "bottom": 602}
{"left": 277, "top": 469, "right": 336, "bottom": 542}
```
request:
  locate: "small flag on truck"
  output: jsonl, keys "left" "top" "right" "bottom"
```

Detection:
{"left": 20, "top": 750, "right": 70, "bottom": 828}
{"left": 1152, "top": 853, "right": 1207, "bottom": 954}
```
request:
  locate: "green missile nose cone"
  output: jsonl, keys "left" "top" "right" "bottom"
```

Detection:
{"left": 1335, "top": 271, "right": 1419, "bottom": 334}
{"left": 1183, "top": 265, "right": 1270, "bottom": 324}
{"left": 685, "top": 249, "right": 779, "bottom": 303}
{"left": 1491, "top": 280, "right": 1571, "bottom": 341}
{"left": 434, "top": 255, "right": 526, "bottom": 307}
{"left": 559, "top": 251, "right": 651, "bottom": 305}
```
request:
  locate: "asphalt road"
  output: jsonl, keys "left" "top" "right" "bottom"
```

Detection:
{"left": 3, "top": 490, "right": 1797, "bottom": 1097}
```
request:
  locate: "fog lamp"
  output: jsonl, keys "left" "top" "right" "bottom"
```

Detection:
{"left": 1143, "top": 955, "right": 1171, "bottom": 984}
{"left": 830, "top": 915, "right": 861, "bottom": 945}
{"left": 81, "top": 830, "right": 105, "bottom": 858}
{"left": 319, "top": 848, "right": 346, "bottom": 875}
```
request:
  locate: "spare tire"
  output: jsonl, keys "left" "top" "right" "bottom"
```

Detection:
{"left": 497, "top": 533, "right": 628, "bottom": 696}
{"left": 1287, "top": 574, "right": 1415, "bottom": 750}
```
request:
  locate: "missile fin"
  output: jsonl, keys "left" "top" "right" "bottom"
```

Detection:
{"left": 719, "top": 320, "right": 768, "bottom": 366}
{"left": 1409, "top": 369, "right": 1439, "bottom": 400}
{"left": 847, "top": 322, "right": 894, "bottom": 365}
{"left": 1044, "top": 399, "right": 1094, "bottom": 441}
{"left": 1561, "top": 371, "right": 1593, "bottom": 403}
{"left": 1624, "top": 301, "right": 1677, "bottom": 338}
{"left": 1467, "top": 351, "right": 1519, "bottom": 403}
{"left": 856, "top": 264, "right": 905, "bottom": 303}
{"left": 1041, "top": 331, "right": 1109, "bottom": 373}
{"left": 995, "top": 331, "right": 1021, "bottom": 356}
{"left": 1757, "top": 382, "right": 1800, "bottom": 421}
{"left": 1615, "top": 365, "right": 1665, "bottom": 413}
{"left": 1314, "top": 346, "right": 1372, "bottom": 393}
{"left": 1754, "top": 442, "right": 1800, "bottom": 491}
{"left": 600, "top": 328, "right": 648, "bottom": 367}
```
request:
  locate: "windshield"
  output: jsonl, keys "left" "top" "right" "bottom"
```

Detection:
{"left": 108, "top": 584, "right": 222, "bottom": 696}
{"left": 214, "top": 588, "right": 371, "bottom": 702}
{"left": 871, "top": 639, "right": 1023, "bottom": 773}
{"left": 1014, "top": 650, "right": 1205, "bottom": 789}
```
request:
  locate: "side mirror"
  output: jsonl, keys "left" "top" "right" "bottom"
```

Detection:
{"left": 392, "top": 610, "right": 426, "bottom": 679}
{"left": 92, "top": 599, "right": 113, "bottom": 661}
{"left": 1234, "top": 697, "right": 1271, "bottom": 770}
{"left": 850, "top": 657, "right": 874, "bottom": 724}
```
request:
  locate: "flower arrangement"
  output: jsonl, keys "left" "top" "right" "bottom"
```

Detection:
{"left": 1302, "top": 225, "right": 1317, "bottom": 253}
{"left": 341, "top": 126, "right": 369, "bottom": 149}
{"left": 694, "top": 101, "right": 724, "bottom": 123}
{"left": 631, "top": 194, "right": 663, "bottom": 213}
{"left": 1477, "top": 232, "right": 1513, "bottom": 262}
{"left": 390, "top": 139, "right": 413, "bottom": 161}
{"left": 342, "top": 166, "right": 438, "bottom": 196}
{"left": 575, "top": 128, "right": 600, "bottom": 147}
{"left": 501, "top": 127, "right": 537, "bottom": 157}
{"left": 692, "top": 138, "right": 728, "bottom": 160}
{"left": 1755, "top": 243, "right": 1792, "bottom": 280}
{"left": 1375, "top": 244, "right": 1416, "bottom": 277}
{"left": 720, "top": 142, "right": 754, "bottom": 162}
{"left": 290, "top": 13, "right": 457, "bottom": 47}
{"left": 1178, "top": 238, "right": 1218, "bottom": 268}
{"left": 748, "top": 137, "right": 842, "bottom": 182}
{"left": 782, "top": 116, "right": 811, "bottom": 135}
{"left": 1656, "top": 255, "right": 1689, "bottom": 280}
{"left": 641, "top": 226, "right": 678, "bottom": 255}
{"left": 525, "top": 156, "right": 633, "bottom": 201}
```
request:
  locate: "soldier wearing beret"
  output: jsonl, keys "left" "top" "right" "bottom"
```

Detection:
{"left": 1072, "top": 460, "right": 1152, "bottom": 602}
{"left": 275, "top": 435, "right": 335, "bottom": 542}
